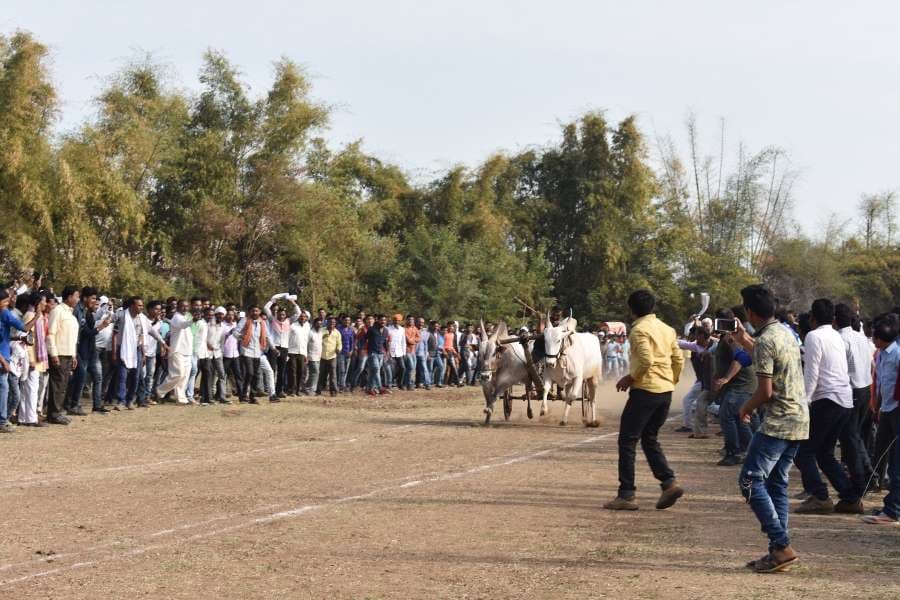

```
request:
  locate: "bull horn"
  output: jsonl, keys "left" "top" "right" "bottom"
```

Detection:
{"left": 569, "top": 308, "right": 573, "bottom": 319}
{"left": 480, "top": 318, "right": 487, "bottom": 338}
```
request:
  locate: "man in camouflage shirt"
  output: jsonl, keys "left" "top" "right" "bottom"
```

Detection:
{"left": 732, "top": 285, "right": 808, "bottom": 574}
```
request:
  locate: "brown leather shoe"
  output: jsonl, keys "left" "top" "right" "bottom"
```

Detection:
{"left": 794, "top": 496, "right": 834, "bottom": 514}
{"left": 603, "top": 497, "right": 639, "bottom": 511}
{"left": 656, "top": 481, "right": 684, "bottom": 510}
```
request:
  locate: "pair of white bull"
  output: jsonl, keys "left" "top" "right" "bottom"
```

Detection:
{"left": 479, "top": 318, "right": 604, "bottom": 426}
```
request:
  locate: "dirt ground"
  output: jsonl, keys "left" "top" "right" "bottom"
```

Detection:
{"left": 1, "top": 379, "right": 898, "bottom": 599}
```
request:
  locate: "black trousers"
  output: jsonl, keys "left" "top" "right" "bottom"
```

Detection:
{"left": 318, "top": 358, "right": 337, "bottom": 393}
{"left": 47, "top": 356, "right": 74, "bottom": 420}
{"left": 288, "top": 354, "right": 306, "bottom": 395}
{"left": 239, "top": 357, "right": 259, "bottom": 401}
{"left": 795, "top": 399, "right": 856, "bottom": 501}
{"left": 839, "top": 387, "right": 873, "bottom": 496}
{"left": 274, "top": 348, "right": 290, "bottom": 394}
{"left": 197, "top": 358, "right": 212, "bottom": 403}
{"left": 617, "top": 389, "right": 675, "bottom": 499}
{"left": 223, "top": 357, "right": 243, "bottom": 400}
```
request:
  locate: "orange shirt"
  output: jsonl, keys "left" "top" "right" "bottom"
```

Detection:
{"left": 443, "top": 331, "right": 457, "bottom": 355}
{"left": 404, "top": 325, "right": 421, "bottom": 353}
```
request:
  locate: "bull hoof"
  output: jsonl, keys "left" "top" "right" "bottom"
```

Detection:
{"left": 527, "top": 406, "right": 534, "bottom": 419}
{"left": 584, "top": 421, "right": 600, "bottom": 428}
{"left": 539, "top": 408, "right": 546, "bottom": 416}
{"left": 559, "top": 420, "right": 567, "bottom": 427}
{"left": 483, "top": 407, "right": 492, "bottom": 425}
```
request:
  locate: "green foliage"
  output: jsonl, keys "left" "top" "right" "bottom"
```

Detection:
{"left": 0, "top": 30, "right": 895, "bottom": 324}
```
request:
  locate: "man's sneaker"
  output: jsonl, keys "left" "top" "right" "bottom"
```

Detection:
{"left": 47, "top": 415, "right": 71, "bottom": 425}
{"left": 0, "top": 423, "right": 14, "bottom": 434}
{"left": 603, "top": 497, "right": 639, "bottom": 511}
{"left": 656, "top": 481, "right": 684, "bottom": 510}
{"left": 269, "top": 396, "right": 280, "bottom": 403}
{"left": 92, "top": 406, "right": 110, "bottom": 414}
{"left": 367, "top": 389, "right": 378, "bottom": 397}
{"left": 674, "top": 426, "right": 692, "bottom": 433}
{"left": 689, "top": 433, "right": 709, "bottom": 439}
{"left": 793, "top": 490, "right": 811, "bottom": 500}
{"left": 717, "top": 454, "right": 743, "bottom": 467}
{"left": 68, "top": 407, "right": 87, "bottom": 416}
{"left": 113, "top": 404, "right": 123, "bottom": 411}
{"left": 380, "top": 388, "right": 391, "bottom": 395}
{"left": 794, "top": 496, "right": 834, "bottom": 514}
{"left": 834, "top": 499, "right": 864, "bottom": 514}
{"left": 861, "top": 511, "right": 900, "bottom": 525}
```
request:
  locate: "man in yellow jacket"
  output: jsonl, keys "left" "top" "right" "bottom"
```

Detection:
{"left": 319, "top": 317, "right": 343, "bottom": 397}
{"left": 605, "top": 290, "right": 685, "bottom": 511}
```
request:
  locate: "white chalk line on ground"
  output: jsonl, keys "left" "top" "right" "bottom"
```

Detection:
{"left": 0, "top": 424, "right": 422, "bottom": 491}
{"left": 0, "top": 427, "right": 623, "bottom": 588}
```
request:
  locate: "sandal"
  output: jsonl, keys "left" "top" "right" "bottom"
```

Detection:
{"left": 753, "top": 554, "right": 798, "bottom": 573}
{"left": 746, "top": 553, "right": 770, "bottom": 569}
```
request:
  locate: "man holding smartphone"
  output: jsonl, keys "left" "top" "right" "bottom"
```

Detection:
{"left": 713, "top": 308, "right": 758, "bottom": 466}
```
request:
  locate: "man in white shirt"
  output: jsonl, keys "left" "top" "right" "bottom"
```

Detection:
{"left": 287, "top": 310, "right": 310, "bottom": 395}
{"left": 156, "top": 299, "right": 194, "bottom": 405}
{"left": 834, "top": 303, "right": 875, "bottom": 495}
{"left": 196, "top": 306, "right": 213, "bottom": 405}
{"left": 221, "top": 308, "right": 242, "bottom": 401}
{"left": 304, "top": 317, "right": 323, "bottom": 395}
{"left": 95, "top": 296, "right": 115, "bottom": 405}
{"left": 387, "top": 314, "right": 406, "bottom": 390}
{"left": 111, "top": 296, "right": 166, "bottom": 410}
{"left": 264, "top": 293, "right": 301, "bottom": 398}
{"left": 795, "top": 298, "right": 861, "bottom": 515}
{"left": 138, "top": 300, "right": 166, "bottom": 407}
{"left": 207, "top": 306, "right": 229, "bottom": 404}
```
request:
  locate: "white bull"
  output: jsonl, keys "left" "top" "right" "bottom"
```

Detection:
{"left": 541, "top": 316, "right": 603, "bottom": 427}
{"left": 478, "top": 321, "right": 535, "bottom": 424}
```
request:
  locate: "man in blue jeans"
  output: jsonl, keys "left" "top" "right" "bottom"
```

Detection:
{"left": 861, "top": 319, "right": 900, "bottom": 526}
{"left": 733, "top": 285, "right": 809, "bottom": 573}
{"left": 713, "top": 309, "right": 758, "bottom": 466}
{"left": 366, "top": 314, "right": 389, "bottom": 396}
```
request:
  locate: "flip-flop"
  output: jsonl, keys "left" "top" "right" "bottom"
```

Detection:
{"left": 753, "top": 555, "right": 798, "bottom": 574}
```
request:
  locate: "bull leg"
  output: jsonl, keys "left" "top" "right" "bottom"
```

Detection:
{"left": 483, "top": 398, "right": 493, "bottom": 425}
{"left": 541, "top": 378, "right": 553, "bottom": 421}
{"left": 585, "top": 378, "right": 599, "bottom": 428}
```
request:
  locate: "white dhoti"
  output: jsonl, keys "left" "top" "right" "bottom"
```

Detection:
{"left": 18, "top": 369, "right": 39, "bottom": 424}
{"left": 157, "top": 353, "right": 192, "bottom": 403}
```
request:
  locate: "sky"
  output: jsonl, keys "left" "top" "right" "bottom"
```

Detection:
{"left": 5, "top": 1, "right": 899, "bottom": 234}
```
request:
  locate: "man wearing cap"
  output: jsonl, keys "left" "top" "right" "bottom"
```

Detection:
{"left": 206, "top": 306, "right": 229, "bottom": 403}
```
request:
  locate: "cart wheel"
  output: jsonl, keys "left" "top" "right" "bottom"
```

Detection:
{"left": 503, "top": 391, "right": 513, "bottom": 421}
